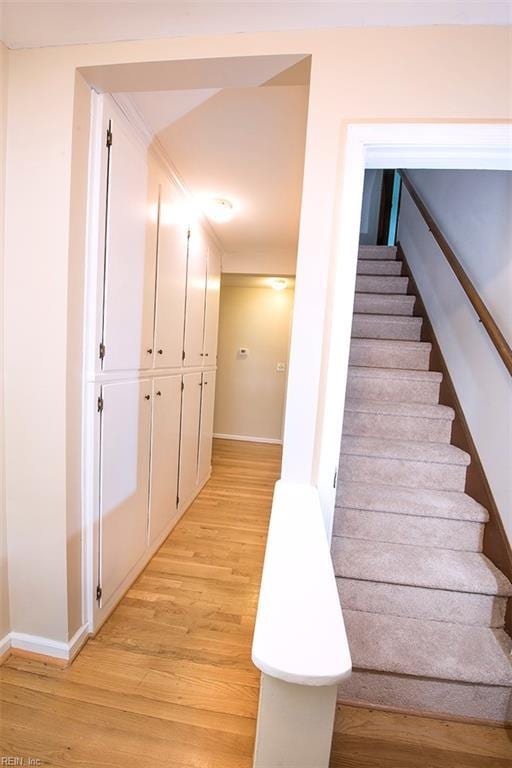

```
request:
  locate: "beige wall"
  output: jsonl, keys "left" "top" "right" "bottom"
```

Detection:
{"left": 2, "top": 26, "right": 510, "bottom": 643}
{"left": 214, "top": 282, "right": 294, "bottom": 442}
{"left": 222, "top": 248, "right": 297, "bottom": 276}
{"left": 398, "top": 172, "right": 512, "bottom": 542}
{"left": 4, "top": 45, "right": 71, "bottom": 641}
{"left": 0, "top": 42, "right": 9, "bottom": 642}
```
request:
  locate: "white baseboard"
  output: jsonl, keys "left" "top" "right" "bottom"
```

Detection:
{"left": 6, "top": 622, "right": 89, "bottom": 662}
{"left": 213, "top": 433, "right": 282, "bottom": 445}
{"left": 67, "top": 623, "right": 90, "bottom": 659}
{"left": 0, "top": 632, "right": 11, "bottom": 659}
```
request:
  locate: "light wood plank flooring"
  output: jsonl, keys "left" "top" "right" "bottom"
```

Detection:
{"left": 1, "top": 439, "right": 510, "bottom": 767}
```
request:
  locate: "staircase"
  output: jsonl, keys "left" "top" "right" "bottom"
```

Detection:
{"left": 334, "top": 245, "right": 512, "bottom": 723}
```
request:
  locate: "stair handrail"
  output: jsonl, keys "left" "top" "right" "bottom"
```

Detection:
{"left": 399, "top": 169, "right": 512, "bottom": 376}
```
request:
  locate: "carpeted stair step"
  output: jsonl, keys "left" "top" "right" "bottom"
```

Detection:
{"left": 333, "top": 531, "right": 509, "bottom": 627}
{"left": 332, "top": 537, "right": 512, "bottom": 597}
{"left": 337, "top": 242, "right": 512, "bottom": 723}
{"left": 337, "top": 578, "right": 506, "bottom": 628}
{"left": 349, "top": 339, "right": 431, "bottom": 370}
{"left": 343, "top": 399, "right": 454, "bottom": 443}
{"left": 356, "top": 274, "right": 409, "bottom": 294}
{"left": 336, "top": 481, "right": 489, "bottom": 523}
{"left": 334, "top": 506, "right": 483, "bottom": 552}
{"left": 359, "top": 245, "right": 397, "bottom": 260}
{"left": 353, "top": 292, "right": 416, "bottom": 316}
{"left": 357, "top": 260, "right": 403, "bottom": 276}
{"left": 339, "top": 435, "right": 470, "bottom": 491}
{"left": 352, "top": 313, "right": 423, "bottom": 341}
{"left": 343, "top": 609, "right": 512, "bottom": 684}
{"left": 337, "top": 610, "right": 512, "bottom": 721}
{"left": 347, "top": 366, "right": 442, "bottom": 404}
{"left": 339, "top": 668, "right": 512, "bottom": 722}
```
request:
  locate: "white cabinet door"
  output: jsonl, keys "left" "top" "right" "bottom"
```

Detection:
{"left": 203, "top": 245, "right": 221, "bottom": 364}
{"left": 99, "top": 379, "right": 152, "bottom": 607}
{"left": 149, "top": 375, "right": 181, "bottom": 546}
{"left": 198, "top": 371, "right": 216, "bottom": 487}
{"left": 183, "top": 225, "right": 207, "bottom": 367}
{"left": 178, "top": 372, "right": 202, "bottom": 508}
{"left": 101, "top": 111, "right": 157, "bottom": 372}
{"left": 154, "top": 180, "right": 188, "bottom": 369}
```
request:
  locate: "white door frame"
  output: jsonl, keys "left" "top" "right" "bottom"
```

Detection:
{"left": 315, "top": 122, "right": 512, "bottom": 537}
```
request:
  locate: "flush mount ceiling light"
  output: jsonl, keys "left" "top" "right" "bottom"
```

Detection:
{"left": 204, "top": 197, "right": 234, "bottom": 223}
{"left": 269, "top": 277, "right": 288, "bottom": 291}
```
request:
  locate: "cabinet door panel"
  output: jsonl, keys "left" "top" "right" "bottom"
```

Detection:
{"left": 179, "top": 372, "right": 202, "bottom": 508}
{"left": 183, "top": 226, "right": 207, "bottom": 367}
{"left": 149, "top": 376, "right": 181, "bottom": 546}
{"left": 102, "top": 114, "right": 157, "bottom": 371}
{"left": 154, "top": 181, "right": 188, "bottom": 369}
{"left": 99, "top": 379, "right": 152, "bottom": 606}
{"left": 203, "top": 245, "right": 221, "bottom": 364}
{"left": 198, "top": 371, "right": 216, "bottom": 487}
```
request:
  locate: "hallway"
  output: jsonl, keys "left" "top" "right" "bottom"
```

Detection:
{"left": 0, "top": 440, "right": 280, "bottom": 767}
{"left": 0, "top": 440, "right": 510, "bottom": 767}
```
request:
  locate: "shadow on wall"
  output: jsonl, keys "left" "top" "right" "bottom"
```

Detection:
{"left": 359, "top": 169, "right": 383, "bottom": 246}
{"left": 213, "top": 274, "right": 295, "bottom": 444}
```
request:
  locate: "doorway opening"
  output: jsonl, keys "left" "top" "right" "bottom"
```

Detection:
{"left": 79, "top": 54, "right": 310, "bottom": 635}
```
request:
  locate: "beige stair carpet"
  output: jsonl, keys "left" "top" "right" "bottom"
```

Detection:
{"left": 333, "top": 245, "right": 512, "bottom": 722}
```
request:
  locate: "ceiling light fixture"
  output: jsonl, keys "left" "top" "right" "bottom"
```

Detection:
{"left": 204, "top": 197, "right": 234, "bottom": 223}
{"left": 269, "top": 278, "right": 288, "bottom": 291}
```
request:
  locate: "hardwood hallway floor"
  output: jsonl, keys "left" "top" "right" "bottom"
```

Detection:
{"left": 1, "top": 439, "right": 510, "bottom": 767}
{"left": 0, "top": 439, "right": 279, "bottom": 768}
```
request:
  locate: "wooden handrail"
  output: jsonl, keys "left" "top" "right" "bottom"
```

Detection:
{"left": 399, "top": 170, "right": 512, "bottom": 376}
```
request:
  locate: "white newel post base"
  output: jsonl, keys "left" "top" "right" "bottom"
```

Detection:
{"left": 253, "top": 673, "right": 338, "bottom": 768}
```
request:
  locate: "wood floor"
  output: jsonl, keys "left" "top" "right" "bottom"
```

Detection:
{"left": 1, "top": 439, "right": 511, "bottom": 767}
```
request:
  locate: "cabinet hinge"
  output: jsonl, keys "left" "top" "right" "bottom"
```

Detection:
{"left": 181, "top": 381, "right": 184, "bottom": 392}
{"left": 99, "top": 342, "right": 105, "bottom": 360}
{"left": 96, "top": 584, "right": 102, "bottom": 602}
{"left": 182, "top": 350, "right": 185, "bottom": 361}
{"left": 186, "top": 228, "right": 191, "bottom": 241}
{"left": 106, "top": 127, "right": 112, "bottom": 148}
{"left": 97, "top": 396, "right": 104, "bottom": 413}
{"left": 333, "top": 470, "right": 337, "bottom": 489}
{"left": 176, "top": 495, "right": 180, "bottom": 507}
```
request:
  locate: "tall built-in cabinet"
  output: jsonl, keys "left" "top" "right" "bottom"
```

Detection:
{"left": 89, "top": 96, "right": 221, "bottom": 628}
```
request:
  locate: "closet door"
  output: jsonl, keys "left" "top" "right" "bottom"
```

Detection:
{"left": 149, "top": 375, "right": 182, "bottom": 546}
{"left": 154, "top": 180, "right": 188, "bottom": 369}
{"left": 178, "top": 372, "right": 202, "bottom": 508}
{"left": 183, "top": 226, "right": 207, "bottom": 367}
{"left": 101, "top": 111, "right": 157, "bottom": 372}
{"left": 203, "top": 245, "right": 221, "bottom": 364}
{"left": 198, "top": 371, "right": 216, "bottom": 487}
{"left": 98, "top": 379, "right": 152, "bottom": 606}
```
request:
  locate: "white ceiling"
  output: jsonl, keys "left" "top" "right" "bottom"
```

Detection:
{"left": 1, "top": 1, "right": 511, "bottom": 50}
{"left": 125, "top": 81, "right": 309, "bottom": 268}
